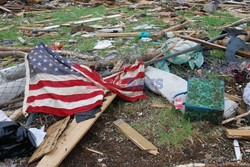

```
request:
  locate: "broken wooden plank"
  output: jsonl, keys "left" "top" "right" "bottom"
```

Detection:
{"left": 151, "top": 103, "right": 170, "bottom": 108}
{"left": 83, "top": 32, "right": 140, "bottom": 38}
{"left": 0, "top": 47, "right": 94, "bottom": 61}
{"left": 177, "top": 34, "right": 250, "bottom": 59}
{"left": 222, "top": 111, "right": 250, "bottom": 125}
{"left": 0, "top": 51, "right": 27, "bottom": 58}
{"left": 74, "top": 14, "right": 121, "bottom": 25}
{"left": 216, "top": 18, "right": 250, "bottom": 30}
{"left": 226, "top": 129, "right": 250, "bottom": 139}
{"left": 29, "top": 116, "right": 70, "bottom": 164}
{"left": 0, "top": 25, "right": 14, "bottom": 31}
{"left": 225, "top": 93, "right": 242, "bottom": 102}
{"left": 9, "top": 108, "right": 23, "bottom": 121}
{"left": 113, "top": 119, "right": 159, "bottom": 155}
{"left": 164, "top": 21, "right": 189, "bottom": 32}
{"left": 0, "top": 58, "right": 17, "bottom": 67}
{"left": 36, "top": 93, "right": 116, "bottom": 167}
{"left": 0, "top": 97, "right": 24, "bottom": 108}
{"left": 0, "top": 6, "right": 12, "bottom": 13}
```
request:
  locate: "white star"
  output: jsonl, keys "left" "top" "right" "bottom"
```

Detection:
{"left": 52, "top": 50, "right": 55, "bottom": 53}
{"left": 39, "top": 55, "right": 42, "bottom": 58}
{"left": 41, "top": 45, "right": 44, "bottom": 48}
{"left": 50, "top": 55, "right": 53, "bottom": 57}
{"left": 70, "top": 69, "right": 73, "bottom": 72}
{"left": 35, "top": 46, "right": 38, "bottom": 48}
{"left": 39, "top": 50, "right": 43, "bottom": 53}
{"left": 49, "top": 63, "right": 53, "bottom": 67}
{"left": 67, "top": 60, "right": 71, "bottom": 63}
{"left": 61, "top": 60, "right": 64, "bottom": 63}
{"left": 54, "top": 67, "right": 58, "bottom": 71}
{"left": 43, "top": 67, "right": 47, "bottom": 71}
{"left": 37, "top": 62, "right": 42, "bottom": 66}
{"left": 34, "top": 52, "right": 38, "bottom": 55}
{"left": 64, "top": 67, "right": 68, "bottom": 69}
{"left": 60, "top": 64, "right": 63, "bottom": 66}
{"left": 43, "top": 59, "right": 48, "bottom": 62}
{"left": 55, "top": 59, "right": 58, "bottom": 62}
{"left": 31, "top": 50, "right": 34, "bottom": 53}
{"left": 32, "top": 58, "right": 36, "bottom": 61}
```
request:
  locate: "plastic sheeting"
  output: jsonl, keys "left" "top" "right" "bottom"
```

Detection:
{"left": 0, "top": 121, "right": 36, "bottom": 159}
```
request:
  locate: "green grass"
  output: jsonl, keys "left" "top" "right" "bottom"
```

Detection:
{"left": 210, "top": 50, "right": 225, "bottom": 59}
{"left": 178, "top": 10, "right": 241, "bottom": 37}
{"left": 114, "top": 93, "right": 197, "bottom": 148}
{"left": 0, "top": 5, "right": 246, "bottom": 64}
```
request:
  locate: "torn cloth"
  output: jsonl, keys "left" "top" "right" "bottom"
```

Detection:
{"left": 23, "top": 42, "right": 145, "bottom": 116}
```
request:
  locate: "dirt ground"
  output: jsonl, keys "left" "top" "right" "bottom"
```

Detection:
{"left": 1, "top": 0, "right": 250, "bottom": 166}
{"left": 60, "top": 92, "right": 250, "bottom": 167}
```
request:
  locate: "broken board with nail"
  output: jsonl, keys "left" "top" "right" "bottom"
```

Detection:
{"left": 28, "top": 116, "right": 70, "bottom": 164}
{"left": 113, "top": 119, "right": 159, "bottom": 155}
{"left": 36, "top": 93, "right": 116, "bottom": 167}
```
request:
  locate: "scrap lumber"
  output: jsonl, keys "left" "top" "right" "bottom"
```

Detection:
{"left": 85, "top": 147, "right": 104, "bottom": 155}
{"left": 164, "top": 21, "right": 189, "bottom": 32}
{"left": 0, "top": 46, "right": 32, "bottom": 52}
{"left": 225, "top": 93, "right": 242, "bottom": 103}
{"left": 0, "top": 51, "right": 27, "bottom": 58}
{"left": 177, "top": 34, "right": 250, "bottom": 59}
{"left": 226, "top": 129, "right": 250, "bottom": 139}
{"left": 0, "top": 58, "right": 17, "bottom": 67}
{"left": 222, "top": 111, "right": 250, "bottom": 125}
{"left": 0, "top": 25, "right": 14, "bottom": 31}
{"left": 216, "top": 17, "right": 250, "bottom": 30}
{"left": 151, "top": 103, "right": 170, "bottom": 108}
{"left": 29, "top": 117, "right": 70, "bottom": 164}
{"left": 147, "top": 43, "right": 177, "bottom": 62}
{"left": 73, "top": 14, "right": 121, "bottom": 25}
{"left": 0, "top": 6, "right": 12, "bottom": 13}
{"left": 0, "top": 97, "right": 24, "bottom": 108}
{"left": 36, "top": 93, "right": 116, "bottom": 167}
{"left": 26, "top": 14, "right": 122, "bottom": 31}
{"left": 0, "top": 47, "right": 94, "bottom": 61}
{"left": 113, "top": 119, "right": 159, "bottom": 155}
{"left": 9, "top": 108, "right": 23, "bottom": 121}
{"left": 188, "top": 2, "right": 244, "bottom": 8}
{"left": 83, "top": 32, "right": 140, "bottom": 38}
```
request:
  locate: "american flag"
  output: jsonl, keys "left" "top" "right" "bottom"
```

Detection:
{"left": 23, "top": 42, "right": 145, "bottom": 116}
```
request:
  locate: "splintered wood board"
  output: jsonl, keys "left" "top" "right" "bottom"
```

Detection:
{"left": 226, "top": 129, "right": 250, "bottom": 139}
{"left": 29, "top": 116, "right": 70, "bottom": 164}
{"left": 37, "top": 94, "right": 116, "bottom": 167}
{"left": 113, "top": 119, "right": 159, "bottom": 155}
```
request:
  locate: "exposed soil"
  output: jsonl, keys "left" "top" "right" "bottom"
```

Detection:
{"left": 60, "top": 92, "right": 250, "bottom": 167}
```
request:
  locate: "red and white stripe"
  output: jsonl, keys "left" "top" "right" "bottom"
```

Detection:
{"left": 24, "top": 57, "right": 145, "bottom": 116}
{"left": 73, "top": 61, "right": 146, "bottom": 102}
